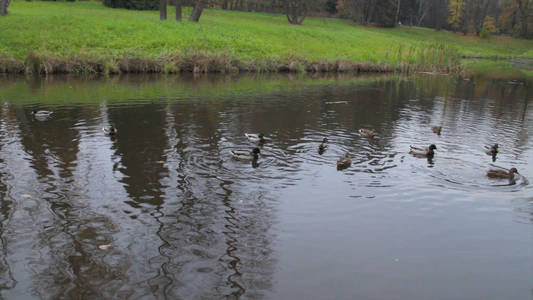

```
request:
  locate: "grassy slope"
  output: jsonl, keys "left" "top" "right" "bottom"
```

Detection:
{"left": 1, "top": 1, "right": 533, "bottom": 65}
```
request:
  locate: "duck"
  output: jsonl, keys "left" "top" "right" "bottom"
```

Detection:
{"left": 318, "top": 138, "right": 328, "bottom": 154}
{"left": 485, "top": 144, "right": 499, "bottom": 156}
{"left": 431, "top": 126, "right": 442, "bottom": 135}
{"left": 409, "top": 144, "right": 437, "bottom": 158}
{"left": 102, "top": 125, "right": 118, "bottom": 135}
{"left": 337, "top": 153, "right": 352, "bottom": 170}
{"left": 245, "top": 133, "right": 269, "bottom": 143}
{"left": 31, "top": 110, "right": 53, "bottom": 118}
{"left": 359, "top": 129, "right": 377, "bottom": 138}
{"left": 487, "top": 167, "right": 518, "bottom": 179}
{"left": 231, "top": 147, "right": 260, "bottom": 160}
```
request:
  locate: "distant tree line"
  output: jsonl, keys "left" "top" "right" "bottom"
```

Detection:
{"left": 214, "top": 0, "right": 532, "bottom": 38}
{"left": 198, "top": 0, "right": 533, "bottom": 38}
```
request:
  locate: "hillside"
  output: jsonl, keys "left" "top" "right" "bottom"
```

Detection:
{"left": 1, "top": 1, "right": 533, "bottom": 74}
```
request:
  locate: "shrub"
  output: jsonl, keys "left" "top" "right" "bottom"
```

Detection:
{"left": 480, "top": 28, "right": 490, "bottom": 39}
{"left": 482, "top": 16, "right": 498, "bottom": 34}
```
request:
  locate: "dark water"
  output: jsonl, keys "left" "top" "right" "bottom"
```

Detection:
{"left": 0, "top": 74, "right": 532, "bottom": 299}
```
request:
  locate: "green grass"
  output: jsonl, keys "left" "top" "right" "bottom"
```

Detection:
{"left": 462, "top": 59, "right": 533, "bottom": 80}
{"left": 1, "top": 1, "right": 533, "bottom": 73}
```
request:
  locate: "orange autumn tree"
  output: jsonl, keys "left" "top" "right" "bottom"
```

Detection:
{"left": 482, "top": 16, "right": 498, "bottom": 33}
{"left": 448, "top": 0, "right": 465, "bottom": 32}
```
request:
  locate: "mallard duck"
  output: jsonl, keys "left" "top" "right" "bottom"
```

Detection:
{"left": 487, "top": 167, "right": 518, "bottom": 179}
{"left": 359, "top": 129, "right": 377, "bottom": 138}
{"left": 231, "top": 147, "right": 260, "bottom": 160}
{"left": 409, "top": 144, "right": 437, "bottom": 158}
{"left": 431, "top": 126, "right": 442, "bottom": 135}
{"left": 337, "top": 153, "right": 352, "bottom": 170}
{"left": 245, "top": 133, "right": 269, "bottom": 143}
{"left": 31, "top": 110, "right": 53, "bottom": 118}
{"left": 485, "top": 144, "right": 499, "bottom": 156}
{"left": 318, "top": 138, "right": 328, "bottom": 154}
{"left": 102, "top": 125, "right": 118, "bottom": 135}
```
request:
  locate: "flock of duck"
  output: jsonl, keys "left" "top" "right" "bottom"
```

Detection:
{"left": 229, "top": 126, "right": 519, "bottom": 182}
{"left": 31, "top": 109, "right": 519, "bottom": 181}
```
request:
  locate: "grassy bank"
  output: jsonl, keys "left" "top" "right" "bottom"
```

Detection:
{"left": 1, "top": 1, "right": 533, "bottom": 75}
{"left": 462, "top": 60, "right": 533, "bottom": 80}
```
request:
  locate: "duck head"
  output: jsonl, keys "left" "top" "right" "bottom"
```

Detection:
{"left": 492, "top": 144, "right": 499, "bottom": 152}
{"left": 509, "top": 168, "right": 519, "bottom": 174}
{"left": 258, "top": 133, "right": 265, "bottom": 140}
{"left": 322, "top": 138, "right": 328, "bottom": 143}
{"left": 429, "top": 144, "right": 437, "bottom": 151}
{"left": 252, "top": 147, "right": 260, "bottom": 158}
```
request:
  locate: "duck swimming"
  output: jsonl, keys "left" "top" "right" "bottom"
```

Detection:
{"left": 102, "top": 125, "right": 118, "bottom": 135}
{"left": 318, "top": 138, "right": 328, "bottom": 154}
{"left": 431, "top": 126, "right": 442, "bottom": 135}
{"left": 31, "top": 110, "right": 53, "bottom": 119}
{"left": 409, "top": 144, "right": 437, "bottom": 158}
{"left": 231, "top": 147, "right": 260, "bottom": 160}
{"left": 337, "top": 153, "right": 352, "bottom": 170}
{"left": 487, "top": 167, "right": 518, "bottom": 179}
{"left": 359, "top": 129, "right": 377, "bottom": 138}
{"left": 245, "top": 133, "right": 269, "bottom": 143}
{"left": 485, "top": 144, "right": 499, "bottom": 156}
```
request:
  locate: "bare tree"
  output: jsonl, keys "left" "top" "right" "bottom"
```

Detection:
{"left": 160, "top": 0, "right": 167, "bottom": 20}
{"left": 416, "top": 0, "right": 430, "bottom": 25}
{"left": 285, "top": 0, "right": 308, "bottom": 24}
{"left": 396, "top": 0, "right": 401, "bottom": 24}
{"left": 175, "top": 0, "right": 182, "bottom": 21}
{"left": 190, "top": 0, "right": 208, "bottom": 22}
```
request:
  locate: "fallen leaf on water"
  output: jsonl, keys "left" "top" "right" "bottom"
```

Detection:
{"left": 98, "top": 244, "right": 111, "bottom": 250}
{"left": 156, "top": 161, "right": 165, "bottom": 164}
{"left": 21, "top": 194, "right": 32, "bottom": 198}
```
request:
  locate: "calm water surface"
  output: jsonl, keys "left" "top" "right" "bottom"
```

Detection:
{"left": 0, "top": 74, "right": 532, "bottom": 299}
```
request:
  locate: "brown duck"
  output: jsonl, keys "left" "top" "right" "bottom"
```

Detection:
{"left": 318, "top": 138, "right": 328, "bottom": 154}
{"left": 487, "top": 168, "right": 518, "bottom": 179}
{"left": 359, "top": 129, "right": 377, "bottom": 138}
{"left": 431, "top": 126, "right": 442, "bottom": 135}
{"left": 337, "top": 153, "right": 352, "bottom": 170}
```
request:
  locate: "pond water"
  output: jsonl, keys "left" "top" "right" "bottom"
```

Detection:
{"left": 0, "top": 74, "right": 532, "bottom": 299}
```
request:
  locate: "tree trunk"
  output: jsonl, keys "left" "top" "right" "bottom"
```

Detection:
{"left": 285, "top": 0, "right": 307, "bottom": 25}
{"left": 473, "top": 0, "right": 490, "bottom": 35}
{"left": 190, "top": 0, "right": 206, "bottom": 22}
{"left": 175, "top": 0, "right": 182, "bottom": 21}
{"left": 395, "top": 0, "right": 401, "bottom": 25}
{"left": 366, "top": 0, "right": 376, "bottom": 25}
{"left": 416, "top": 0, "right": 428, "bottom": 26}
{"left": 516, "top": 0, "right": 528, "bottom": 37}
{"left": 160, "top": 0, "right": 167, "bottom": 20}
{"left": 0, "top": 0, "right": 7, "bottom": 16}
